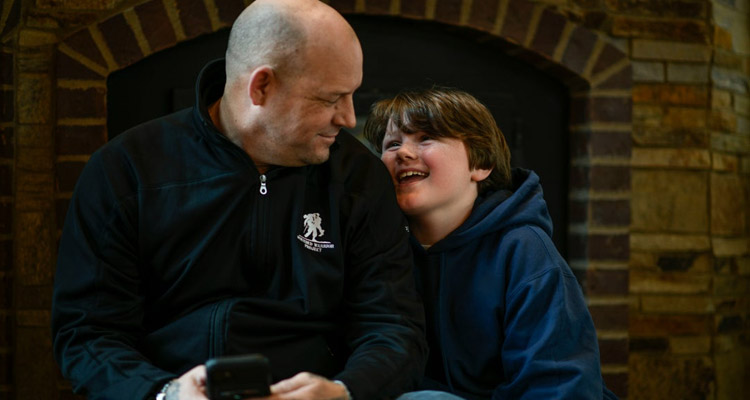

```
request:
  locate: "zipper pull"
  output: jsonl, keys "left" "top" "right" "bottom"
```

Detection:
{"left": 259, "top": 174, "right": 268, "bottom": 195}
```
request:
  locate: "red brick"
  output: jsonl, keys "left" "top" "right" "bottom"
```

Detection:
{"left": 591, "top": 97, "right": 632, "bottom": 123}
{"left": 434, "top": 0, "right": 462, "bottom": 24}
{"left": 468, "top": 0, "right": 500, "bottom": 32}
{"left": 612, "top": 16, "right": 709, "bottom": 43}
{"left": 570, "top": 164, "right": 590, "bottom": 190}
{"left": 589, "top": 304, "right": 629, "bottom": 330}
{"left": 591, "top": 165, "right": 629, "bottom": 191}
{"left": 216, "top": 0, "right": 245, "bottom": 26}
{"left": 569, "top": 199, "right": 588, "bottom": 225}
{"left": 591, "top": 199, "right": 630, "bottom": 226}
{"left": 502, "top": 0, "right": 536, "bottom": 44}
{"left": 401, "top": 0, "right": 427, "bottom": 18}
{"left": 1, "top": 90, "right": 13, "bottom": 121}
{"left": 632, "top": 83, "right": 708, "bottom": 106}
{"left": 591, "top": 43, "right": 627, "bottom": 76}
{"left": 567, "top": 232, "right": 589, "bottom": 260}
{"left": 0, "top": 126, "right": 12, "bottom": 158}
{"left": 596, "top": 65, "right": 633, "bottom": 89}
{"left": 55, "top": 125, "right": 106, "bottom": 155}
{"left": 586, "top": 269, "right": 629, "bottom": 295}
{"left": 98, "top": 13, "right": 143, "bottom": 68}
{"left": 588, "top": 234, "right": 629, "bottom": 260}
{"left": 530, "top": 9, "right": 567, "bottom": 58}
{"left": 55, "top": 51, "right": 103, "bottom": 80}
{"left": 604, "top": 0, "right": 707, "bottom": 19}
{"left": 630, "top": 337, "right": 669, "bottom": 352}
{"left": 570, "top": 129, "right": 590, "bottom": 159}
{"left": 62, "top": 28, "right": 107, "bottom": 68}
{"left": 55, "top": 162, "right": 86, "bottom": 192}
{"left": 591, "top": 131, "right": 631, "bottom": 157}
{"left": 599, "top": 337, "right": 629, "bottom": 364}
{"left": 0, "top": 239, "right": 11, "bottom": 271}
{"left": 562, "top": 25, "right": 598, "bottom": 75}
{"left": 56, "top": 88, "right": 106, "bottom": 119}
{"left": 135, "top": 0, "right": 178, "bottom": 54}
{"left": 630, "top": 314, "right": 712, "bottom": 335}
{"left": 176, "top": 0, "right": 213, "bottom": 39}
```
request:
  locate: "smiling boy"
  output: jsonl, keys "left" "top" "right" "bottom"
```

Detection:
{"left": 364, "top": 88, "right": 617, "bottom": 400}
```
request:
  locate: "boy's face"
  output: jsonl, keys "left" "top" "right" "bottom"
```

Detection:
{"left": 380, "top": 125, "right": 491, "bottom": 220}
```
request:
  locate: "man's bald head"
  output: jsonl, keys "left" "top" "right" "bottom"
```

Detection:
{"left": 225, "top": 0, "right": 358, "bottom": 83}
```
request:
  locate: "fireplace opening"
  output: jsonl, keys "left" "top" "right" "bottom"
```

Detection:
{"left": 107, "top": 16, "right": 570, "bottom": 256}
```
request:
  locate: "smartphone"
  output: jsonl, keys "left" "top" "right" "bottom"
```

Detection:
{"left": 205, "top": 354, "right": 272, "bottom": 400}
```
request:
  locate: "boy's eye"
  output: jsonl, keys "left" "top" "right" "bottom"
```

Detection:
{"left": 383, "top": 141, "right": 400, "bottom": 149}
{"left": 419, "top": 134, "right": 433, "bottom": 142}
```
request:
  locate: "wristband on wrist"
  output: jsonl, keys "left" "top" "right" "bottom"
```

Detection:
{"left": 155, "top": 380, "right": 173, "bottom": 400}
{"left": 332, "top": 380, "right": 352, "bottom": 400}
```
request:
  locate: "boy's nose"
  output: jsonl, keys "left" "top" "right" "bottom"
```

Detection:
{"left": 396, "top": 143, "right": 417, "bottom": 160}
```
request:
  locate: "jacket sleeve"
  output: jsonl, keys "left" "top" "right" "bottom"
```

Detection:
{"left": 333, "top": 168, "right": 429, "bottom": 400}
{"left": 494, "top": 226, "right": 605, "bottom": 400}
{"left": 51, "top": 152, "right": 175, "bottom": 400}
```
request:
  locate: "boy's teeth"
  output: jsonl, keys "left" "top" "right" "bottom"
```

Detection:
{"left": 400, "top": 171, "right": 424, "bottom": 179}
{"left": 399, "top": 171, "right": 426, "bottom": 181}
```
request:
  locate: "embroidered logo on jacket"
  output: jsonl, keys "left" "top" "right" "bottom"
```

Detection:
{"left": 297, "top": 213, "right": 334, "bottom": 252}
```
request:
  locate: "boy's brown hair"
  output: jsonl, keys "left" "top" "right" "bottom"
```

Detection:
{"left": 363, "top": 87, "right": 512, "bottom": 194}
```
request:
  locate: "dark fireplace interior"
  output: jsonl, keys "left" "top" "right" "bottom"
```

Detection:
{"left": 107, "top": 16, "right": 570, "bottom": 255}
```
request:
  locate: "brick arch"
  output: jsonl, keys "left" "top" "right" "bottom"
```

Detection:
{"left": 54, "top": 0, "right": 631, "bottom": 394}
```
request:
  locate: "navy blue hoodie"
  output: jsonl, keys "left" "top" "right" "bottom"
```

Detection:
{"left": 412, "top": 169, "right": 616, "bottom": 399}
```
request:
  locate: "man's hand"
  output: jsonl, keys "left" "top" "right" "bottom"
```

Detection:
{"left": 165, "top": 365, "right": 209, "bottom": 400}
{"left": 263, "top": 372, "right": 349, "bottom": 400}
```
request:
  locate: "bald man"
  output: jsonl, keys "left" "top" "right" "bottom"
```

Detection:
{"left": 51, "top": 1, "right": 427, "bottom": 399}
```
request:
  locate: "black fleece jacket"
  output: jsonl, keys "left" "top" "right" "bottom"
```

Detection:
{"left": 51, "top": 59, "right": 427, "bottom": 400}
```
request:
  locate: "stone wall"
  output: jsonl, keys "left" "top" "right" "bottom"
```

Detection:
{"left": 0, "top": 0, "right": 747, "bottom": 399}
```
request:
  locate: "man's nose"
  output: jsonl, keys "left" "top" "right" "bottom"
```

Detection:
{"left": 333, "top": 95, "right": 356, "bottom": 129}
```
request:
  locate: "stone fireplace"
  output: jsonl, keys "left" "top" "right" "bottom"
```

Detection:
{"left": 1, "top": 0, "right": 748, "bottom": 399}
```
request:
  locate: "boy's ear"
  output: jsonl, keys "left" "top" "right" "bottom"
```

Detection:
{"left": 471, "top": 168, "right": 492, "bottom": 182}
{"left": 248, "top": 66, "right": 275, "bottom": 106}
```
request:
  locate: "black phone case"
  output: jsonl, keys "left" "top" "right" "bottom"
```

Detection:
{"left": 205, "top": 354, "right": 272, "bottom": 399}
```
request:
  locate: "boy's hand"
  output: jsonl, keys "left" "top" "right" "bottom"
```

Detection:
{"left": 262, "top": 372, "right": 349, "bottom": 400}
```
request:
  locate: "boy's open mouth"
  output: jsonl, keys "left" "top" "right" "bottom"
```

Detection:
{"left": 398, "top": 171, "right": 428, "bottom": 184}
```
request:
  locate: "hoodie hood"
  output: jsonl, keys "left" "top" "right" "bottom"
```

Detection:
{"left": 428, "top": 168, "right": 553, "bottom": 252}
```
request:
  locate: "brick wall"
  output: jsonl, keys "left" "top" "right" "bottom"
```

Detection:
{"left": 556, "top": 0, "right": 750, "bottom": 398}
{"left": 0, "top": 0, "right": 747, "bottom": 399}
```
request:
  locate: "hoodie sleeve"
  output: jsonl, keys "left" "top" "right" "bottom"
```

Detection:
{"left": 494, "top": 225, "right": 606, "bottom": 400}
{"left": 51, "top": 151, "right": 175, "bottom": 400}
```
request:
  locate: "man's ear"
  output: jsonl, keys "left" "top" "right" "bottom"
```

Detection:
{"left": 248, "top": 66, "right": 274, "bottom": 106}
{"left": 471, "top": 167, "right": 492, "bottom": 182}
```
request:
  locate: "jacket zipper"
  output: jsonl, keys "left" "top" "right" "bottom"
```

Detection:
{"left": 259, "top": 174, "right": 268, "bottom": 195}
